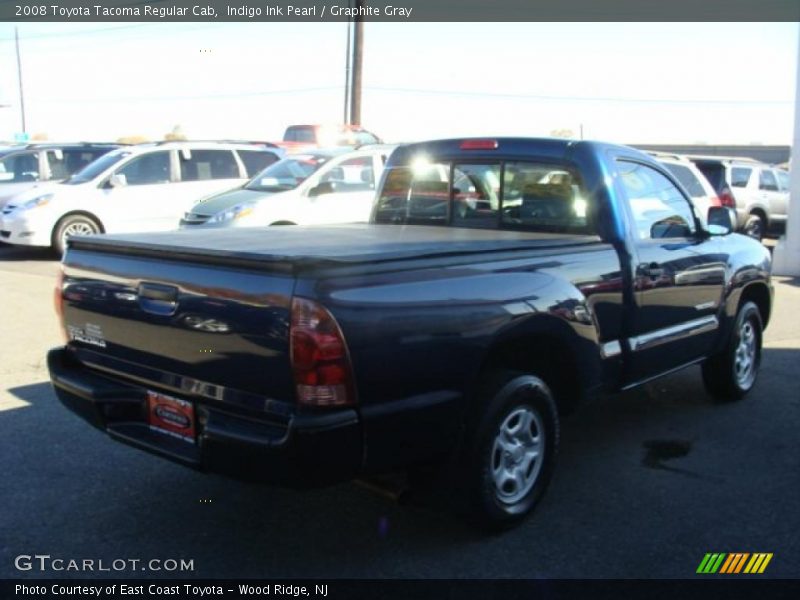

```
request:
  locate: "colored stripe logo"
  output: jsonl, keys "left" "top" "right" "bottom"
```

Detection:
{"left": 697, "top": 553, "right": 773, "bottom": 574}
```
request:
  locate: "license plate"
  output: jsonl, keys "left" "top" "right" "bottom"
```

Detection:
{"left": 147, "top": 391, "right": 196, "bottom": 444}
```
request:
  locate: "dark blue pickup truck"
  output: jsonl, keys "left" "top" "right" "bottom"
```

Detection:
{"left": 48, "top": 138, "right": 772, "bottom": 529}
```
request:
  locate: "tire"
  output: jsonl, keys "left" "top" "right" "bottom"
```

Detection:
{"left": 52, "top": 214, "right": 101, "bottom": 257}
{"left": 743, "top": 214, "right": 764, "bottom": 242}
{"left": 458, "top": 370, "right": 559, "bottom": 530}
{"left": 701, "top": 301, "right": 763, "bottom": 401}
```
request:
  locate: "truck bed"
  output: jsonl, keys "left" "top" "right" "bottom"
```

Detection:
{"left": 69, "top": 224, "right": 602, "bottom": 271}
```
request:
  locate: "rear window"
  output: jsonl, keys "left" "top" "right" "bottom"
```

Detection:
{"left": 663, "top": 163, "right": 705, "bottom": 198}
{"left": 374, "top": 160, "right": 591, "bottom": 234}
{"left": 693, "top": 162, "right": 725, "bottom": 193}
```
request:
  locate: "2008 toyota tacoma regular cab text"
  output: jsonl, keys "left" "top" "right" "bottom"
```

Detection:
{"left": 48, "top": 138, "right": 772, "bottom": 529}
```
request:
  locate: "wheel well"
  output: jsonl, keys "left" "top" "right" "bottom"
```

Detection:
{"left": 480, "top": 334, "right": 583, "bottom": 415}
{"left": 739, "top": 283, "right": 771, "bottom": 328}
{"left": 53, "top": 211, "right": 105, "bottom": 236}
{"left": 269, "top": 221, "right": 296, "bottom": 226}
{"left": 749, "top": 207, "right": 768, "bottom": 227}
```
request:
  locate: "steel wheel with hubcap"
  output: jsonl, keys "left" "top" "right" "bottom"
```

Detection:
{"left": 491, "top": 406, "right": 545, "bottom": 506}
{"left": 702, "top": 300, "right": 762, "bottom": 401}
{"left": 459, "top": 369, "right": 559, "bottom": 530}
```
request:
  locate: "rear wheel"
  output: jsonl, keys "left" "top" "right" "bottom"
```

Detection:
{"left": 702, "top": 301, "right": 762, "bottom": 401}
{"left": 52, "top": 214, "right": 101, "bottom": 257}
{"left": 458, "top": 370, "right": 559, "bottom": 530}
{"left": 743, "top": 214, "right": 765, "bottom": 241}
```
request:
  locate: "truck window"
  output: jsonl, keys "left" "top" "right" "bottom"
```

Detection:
{"left": 452, "top": 164, "right": 501, "bottom": 228}
{"left": 374, "top": 162, "right": 450, "bottom": 224}
{"left": 500, "top": 163, "right": 590, "bottom": 234}
{"left": 376, "top": 160, "right": 592, "bottom": 234}
{"left": 663, "top": 163, "right": 705, "bottom": 198}
{"left": 618, "top": 161, "right": 696, "bottom": 240}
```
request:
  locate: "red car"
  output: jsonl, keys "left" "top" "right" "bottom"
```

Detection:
{"left": 276, "top": 124, "right": 382, "bottom": 153}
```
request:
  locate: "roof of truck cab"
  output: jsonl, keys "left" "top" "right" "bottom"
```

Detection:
{"left": 388, "top": 137, "right": 650, "bottom": 164}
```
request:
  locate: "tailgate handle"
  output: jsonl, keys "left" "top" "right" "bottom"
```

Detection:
{"left": 138, "top": 283, "right": 178, "bottom": 315}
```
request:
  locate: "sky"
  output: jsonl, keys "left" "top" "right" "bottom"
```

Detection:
{"left": 0, "top": 22, "right": 797, "bottom": 145}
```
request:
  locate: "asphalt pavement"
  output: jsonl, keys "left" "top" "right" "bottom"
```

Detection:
{"left": 0, "top": 242, "right": 798, "bottom": 579}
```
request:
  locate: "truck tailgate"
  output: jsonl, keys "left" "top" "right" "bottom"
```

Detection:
{"left": 60, "top": 247, "right": 296, "bottom": 407}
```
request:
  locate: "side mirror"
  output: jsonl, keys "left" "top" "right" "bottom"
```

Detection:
{"left": 706, "top": 206, "right": 736, "bottom": 236}
{"left": 108, "top": 173, "right": 127, "bottom": 188}
{"left": 308, "top": 181, "right": 335, "bottom": 198}
{"left": 650, "top": 218, "right": 692, "bottom": 239}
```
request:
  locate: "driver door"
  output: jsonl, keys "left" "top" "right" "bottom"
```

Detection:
{"left": 617, "top": 159, "right": 727, "bottom": 383}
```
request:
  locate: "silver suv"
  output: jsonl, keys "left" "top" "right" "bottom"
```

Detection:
{"left": 690, "top": 156, "right": 789, "bottom": 240}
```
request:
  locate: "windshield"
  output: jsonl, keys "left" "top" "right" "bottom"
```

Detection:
{"left": 244, "top": 155, "right": 329, "bottom": 192}
{"left": 64, "top": 151, "right": 130, "bottom": 184}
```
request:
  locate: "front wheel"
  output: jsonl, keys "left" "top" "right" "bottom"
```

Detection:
{"left": 702, "top": 301, "right": 763, "bottom": 401}
{"left": 52, "top": 214, "right": 101, "bottom": 257}
{"left": 459, "top": 370, "right": 559, "bottom": 530}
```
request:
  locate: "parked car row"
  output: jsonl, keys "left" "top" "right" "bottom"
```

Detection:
{"left": 0, "top": 135, "right": 790, "bottom": 256}
{"left": 688, "top": 155, "right": 790, "bottom": 240}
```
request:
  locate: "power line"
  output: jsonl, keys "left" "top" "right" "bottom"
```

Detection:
{"left": 364, "top": 86, "right": 793, "bottom": 106}
{"left": 28, "top": 86, "right": 344, "bottom": 104}
{"left": 0, "top": 24, "right": 153, "bottom": 42}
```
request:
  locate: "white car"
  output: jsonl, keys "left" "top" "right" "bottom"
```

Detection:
{"left": 0, "top": 143, "right": 120, "bottom": 210}
{"left": 181, "top": 146, "right": 396, "bottom": 229}
{"left": 649, "top": 152, "right": 720, "bottom": 224}
{"left": 0, "top": 141, "right": 281, "bottom": 255}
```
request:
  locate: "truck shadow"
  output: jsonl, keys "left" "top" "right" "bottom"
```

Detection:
{"left": 0, "top": 243, "right": 56, "bottom": 262}
{"left": 2, "top": 345, "right": 798, "bottom": 578}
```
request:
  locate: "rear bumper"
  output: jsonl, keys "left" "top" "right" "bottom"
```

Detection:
{"left": 47, "top": 347, "right": 363, "bottom": 487}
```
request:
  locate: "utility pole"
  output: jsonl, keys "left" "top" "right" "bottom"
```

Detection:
{"left": 349, "top": 0, "right": 364, "bottom": 126}
{"left": 343, "top": 15, "right": 352, "bottom": 123}
{"left": 15, "top": 26, "right": 27, "bottom": 133}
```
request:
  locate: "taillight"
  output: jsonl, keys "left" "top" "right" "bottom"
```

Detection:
{"left": 719, "top": 188, "right": 736, "bottom": 208}
{"left": 289, "top": 297, "right": 356, "bottom": 408}
{"left": 54, "top": 267, "right": 67, "bottom": 342}
{"left": 709, "top": 195, "right": 722, "bottom": 208}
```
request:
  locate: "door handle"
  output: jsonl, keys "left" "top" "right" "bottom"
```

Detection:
{"left": 137, "top": 282, "right": 178, "bottom": 315}
{"left": 642, "top": 262, "right": 664, "bottom": 279}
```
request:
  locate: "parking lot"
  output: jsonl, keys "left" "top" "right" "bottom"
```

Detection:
{"left": 0, "top": 242, "right": 798, "bottom": 579}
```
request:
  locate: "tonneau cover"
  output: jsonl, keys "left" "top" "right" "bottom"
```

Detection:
{"left": 69, "top": 224, "right": 600, "bottom": 268}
